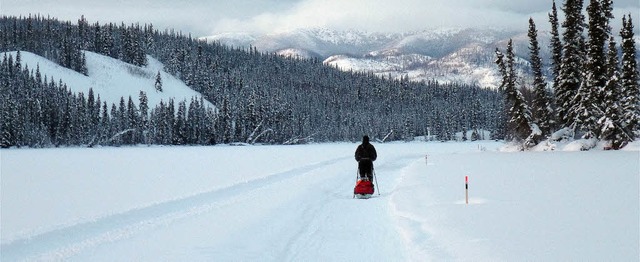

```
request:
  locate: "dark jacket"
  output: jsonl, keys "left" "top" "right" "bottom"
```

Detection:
{"left": 355, "top": 142, "right": 377, "bottom": 162}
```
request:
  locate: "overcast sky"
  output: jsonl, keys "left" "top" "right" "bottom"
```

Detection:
{"left": 2, "top": 0, "right": 639, "bottom": 36}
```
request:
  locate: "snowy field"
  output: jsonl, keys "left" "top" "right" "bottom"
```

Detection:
{"left": 1, "top": 141, "right": 639, "bottom": 261}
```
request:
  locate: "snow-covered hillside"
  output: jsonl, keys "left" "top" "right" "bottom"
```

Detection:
{"left": 2, "top": 141, "right": 638, "bottom": 261}
{"left": 325, "top": 44, "right": 504, "bottom": 88}
{"left": 4, "top": 51, "right": 214, "bottom": 109}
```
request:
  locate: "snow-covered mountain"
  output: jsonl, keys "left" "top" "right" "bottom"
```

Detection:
{"left": 205, "top": 28, "right": 538, "bottom": 89}
{"left": 4, "top": 50, "right": 214, "bottom": 109}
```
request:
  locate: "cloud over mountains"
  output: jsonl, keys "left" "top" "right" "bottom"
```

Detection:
{"left": 3, "top": 0, "right": 638, "bottom": 36}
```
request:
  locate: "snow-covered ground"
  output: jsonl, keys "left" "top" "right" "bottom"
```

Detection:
{"left": 1, "top": 141, "right": 639, "bottom": 261}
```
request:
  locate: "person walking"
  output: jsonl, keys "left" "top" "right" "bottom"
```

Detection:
{"left": 354, "top": 135, "right": 377, "bottom": 181}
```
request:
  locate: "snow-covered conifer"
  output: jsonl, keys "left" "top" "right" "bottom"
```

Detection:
{"left": 548, "top": 0, "right": 563, "bottom": 92}
{"left": 528, "top": 18, "right": 555, "bottom": 137}
{"left": 496, "top": 40, "right": 538, "bottom": 147}
{"left": 173, "top": 100, "right": 187, "bottom": 145}
{"left": 568, "top": 0, "right": 612, "bottom": 140}
{"left": 619, "top": 15, "right": 640, "bottom": 139}
{"left": 155, "top": 71, "right": 163, "bottom": 92}
{"left": 599, "top": 37, "right": 627, "bottom": 149}
{"left": 557, "top": 0, "right": 586, "bottom": 129}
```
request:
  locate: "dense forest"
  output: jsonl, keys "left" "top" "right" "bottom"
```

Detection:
{"left": 0, "top": 15, "right": 503, "bottom": 148}
{"left": 495, "top": 0, "right": 639, "bottom": 150}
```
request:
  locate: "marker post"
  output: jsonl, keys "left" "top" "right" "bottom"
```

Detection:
{"left": 465, "top": 175, "right": 469, "bottom": 205}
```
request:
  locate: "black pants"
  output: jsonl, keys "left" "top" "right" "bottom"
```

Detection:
{"left": 358, "top": 159, "right": 373, "bottom": 181}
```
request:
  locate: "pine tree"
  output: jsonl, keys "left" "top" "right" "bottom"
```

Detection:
{"left": 79, "top": 52, "right": 88, "bottom": 75}
{"left": 557, "top": 0, "right": 586, "bottom": 129}
{"left": 93, "top": 22, "right": 103, "bottom": 54}
{"left": 187, "top": 98, "right": 199, "bottom": 144}
{"left": 166, "top": 99, "right": 175, "bottom": 145}
{"left": 1, "top": 94, "right": 16, "bottom": 148}
{"left": 87, "top": 88, "right": 98, "bottom": 140}
{"left": 77, "top": 15, "right": 90, "bottom": 51}
{"left": 117, "top": 97, "right": 127, "bottom": 144}
{"left": 14, "top": 50, "right": 21, "bottom": 72}
{"left": 109, "top": 103, "right": 119, "bottom": 145}
{"left": 567, "top": 0, "right": 608, "bottom": 140}
{"left": 133, "top": 25, "right": 147, "bottom": 66}
{"left": 619, "top": 15, "right": 640, "bottom": 140}
{"left": 568, "top": 0, "right": 611, "bottom": 140}
{"left": 100, "top": 101, "right": 110, "bottom": 144}
{"left": 155, "top": 71, "right": 163, "bottom": 92}
{"left": 120, "top": 24, "right": 146, "bottom": 66}
{"left": 599, "top": 37, "right": 626, "bottom": 149}
{"left": 58, "top": 95, "right": 72, "bottom": 145}
{"left": 528, "top": 18, "right": 554, "bottom": 137}
{"left": 495, "top": 48, "right": 508, "bottom": 92}
{"left": 139, "top": 91, "right": 149, "bottom": 144}
{"left": 127, "top": 96, "right": 139, "bottom": 144}
{"left": 601, "top": 0, "right": 615, "bottom": 30}
{"left": 154, "top": 101, "right": 168, "bottom": 144}
{"left": 549, "top": 0, "right": 563, "bottom": 93}
{"left": 496, "top": 40, "right": 539, "bottom": 148}
{"left": 122, "top": 26, "right": 136, "bottom": 65}
{"left": 173, "top": 100, "right": 187, "bottom": 145}
{"left": 75, "top": 92, "right": 88, "bottom": 145}
{"left": 102, "top": 23, "right": 115, "bottom": 57}
{"left": 144, "top": 24, "right": 156, "bottom": 52}
{"left": 586, "top": 0, "right": 610, "bottom": 95}
{"left": 219, "top": 96, "right": 232, "bottom": 144}
{"left": 244, "top": 90, "right": 262, "bottom": 143}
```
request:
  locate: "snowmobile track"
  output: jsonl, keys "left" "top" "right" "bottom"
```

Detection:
{"left": 1, "top": 156, "right": 350, "bottom": 261}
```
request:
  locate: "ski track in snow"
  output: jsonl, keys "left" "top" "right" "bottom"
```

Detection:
{"left": 280, "top": 153, "right": 422, "bottom": 262}
{"left": 2, "top": 151, "right": 425, "bottom": 261}
{"left": 1, "top": 156, "right": 354, "bottom": 261}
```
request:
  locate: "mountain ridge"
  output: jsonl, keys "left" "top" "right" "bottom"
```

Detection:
{"left": 203, "top": 28, "right": 537, "bottom": 88}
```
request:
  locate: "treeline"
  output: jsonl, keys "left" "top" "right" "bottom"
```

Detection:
{"left": 0, "top": 15, "right": 503, "bottom": 148}
{"left": 496, "top": 0, "right": 639, "bottom": 150}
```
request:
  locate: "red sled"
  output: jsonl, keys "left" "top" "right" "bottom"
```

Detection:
{"left": 354, "top": 179, "right": 375, "bottom": 199}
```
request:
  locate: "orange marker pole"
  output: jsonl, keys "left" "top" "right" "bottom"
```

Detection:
{"left": 465, "top": 175, "right": 469, "bottom": 205}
